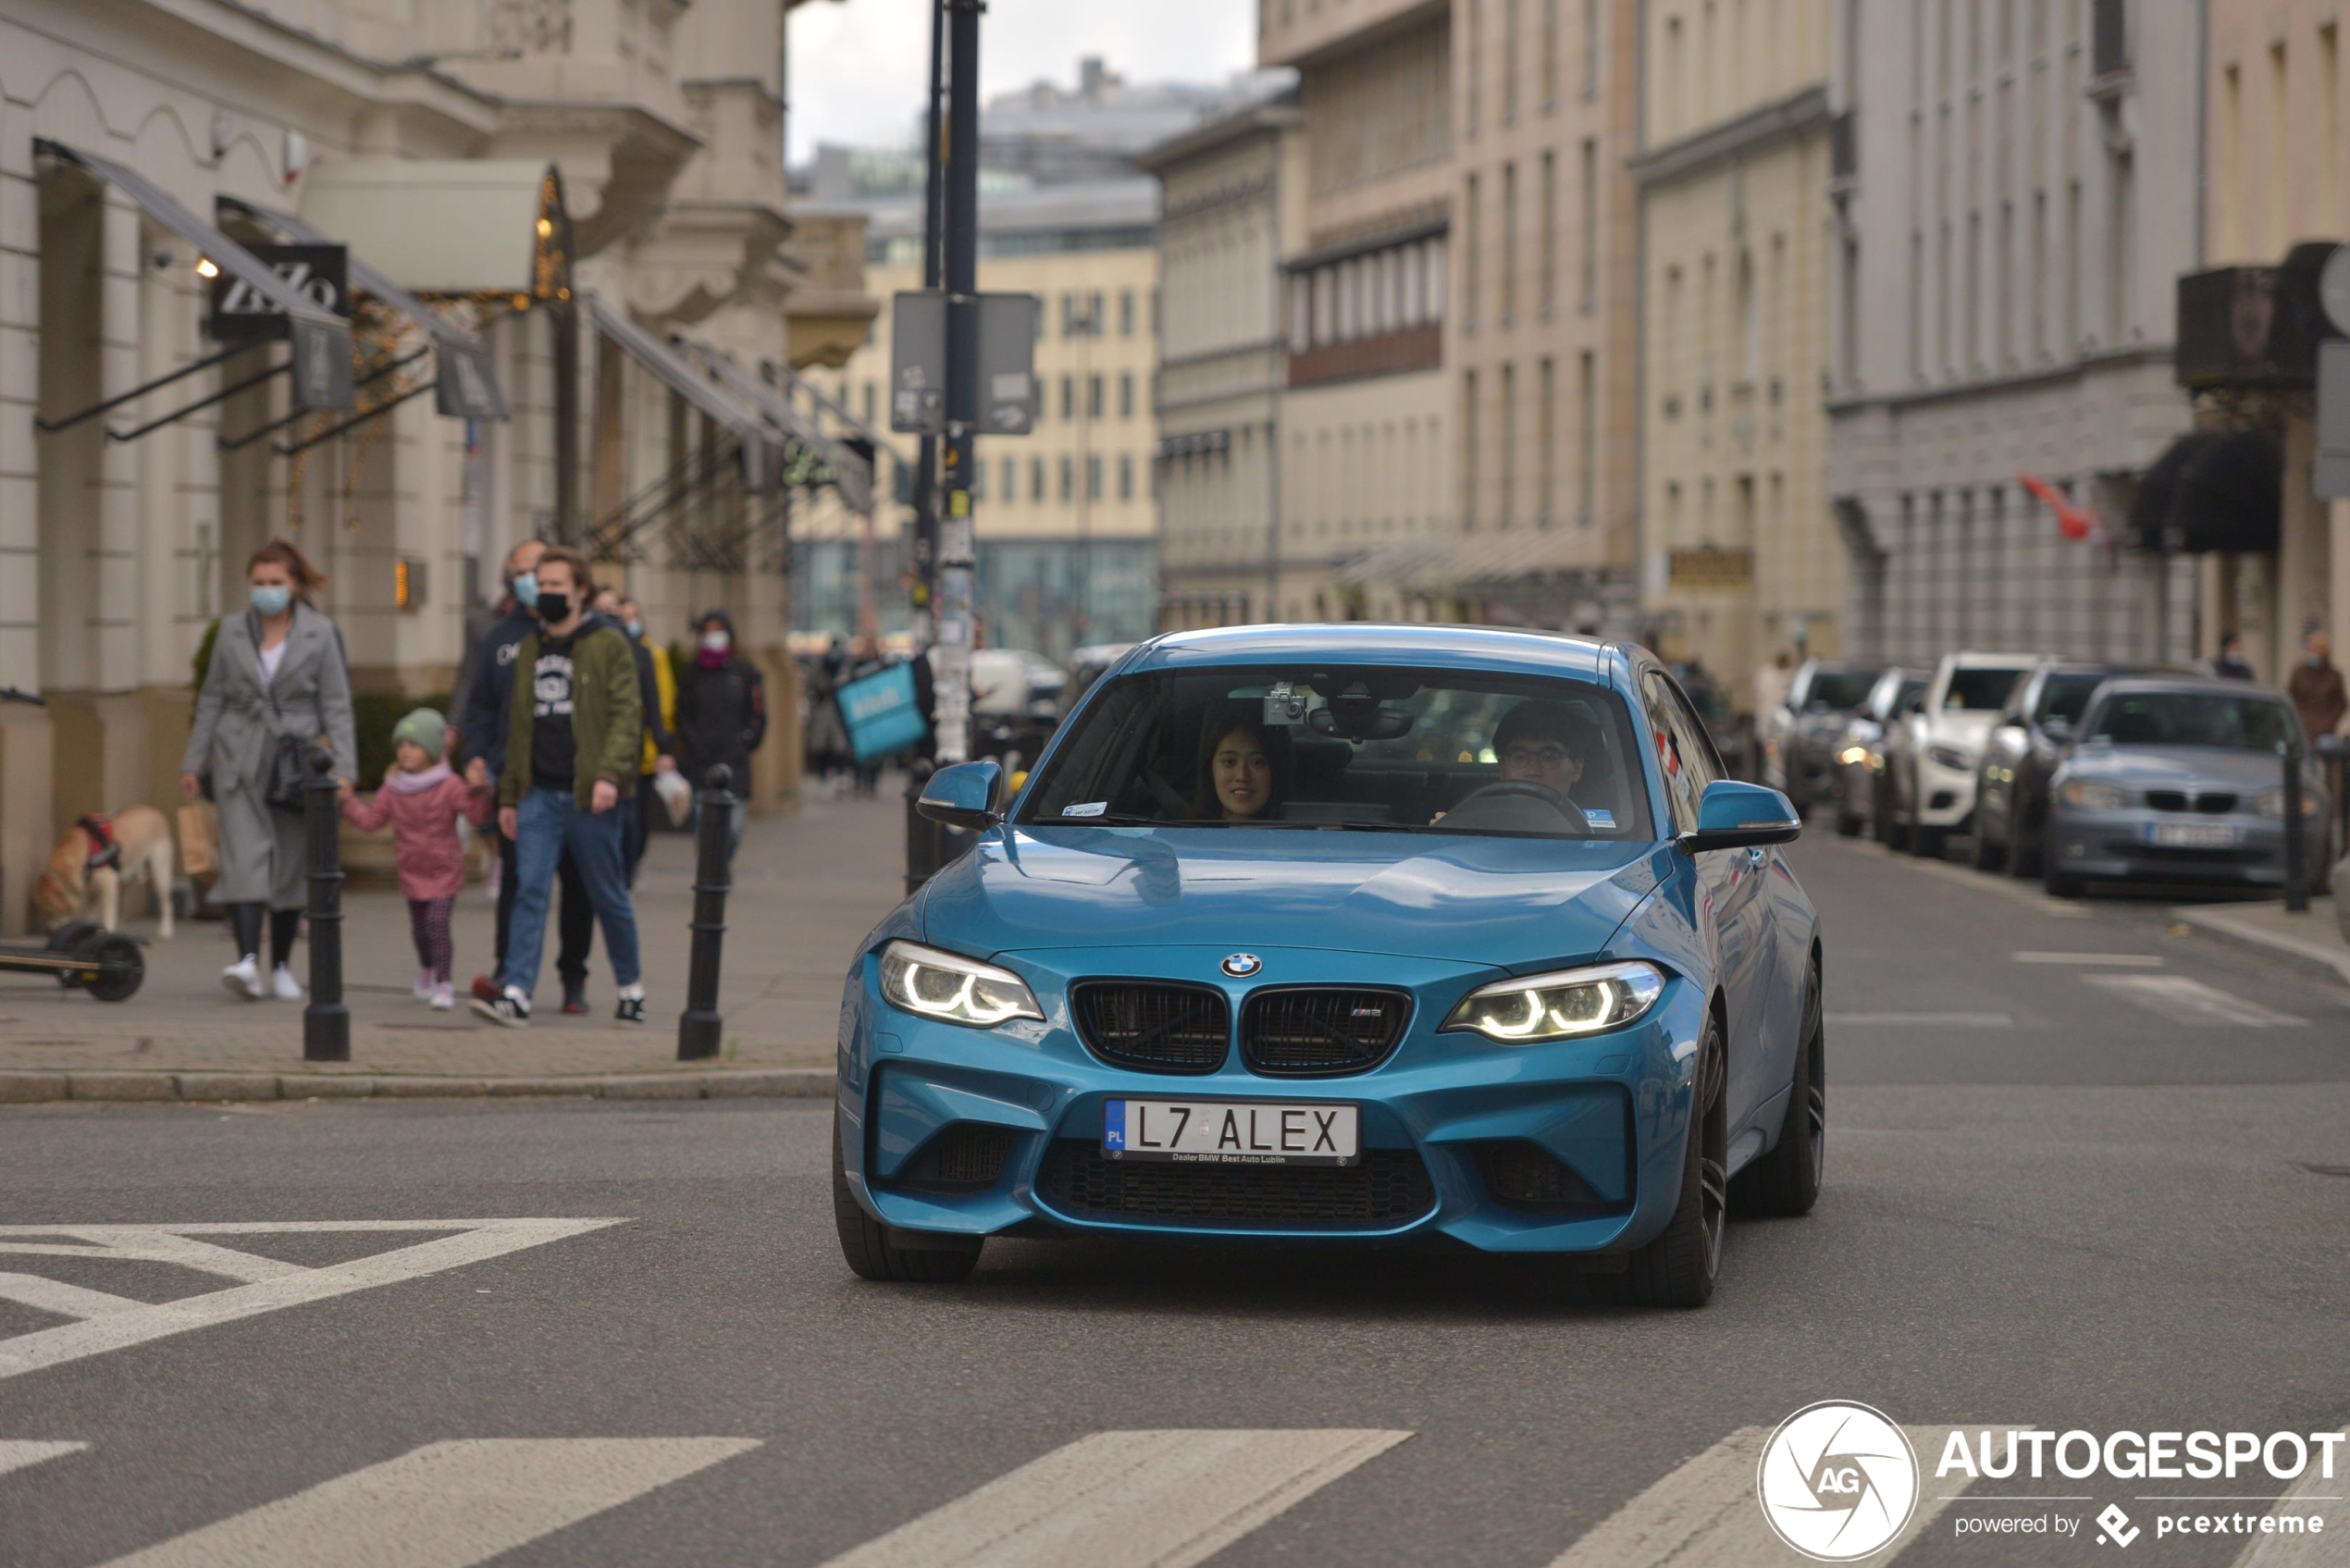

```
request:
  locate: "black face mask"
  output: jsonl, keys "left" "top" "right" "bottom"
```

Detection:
{"left": 537, "top": 592, "right": 573, "bottom": 624}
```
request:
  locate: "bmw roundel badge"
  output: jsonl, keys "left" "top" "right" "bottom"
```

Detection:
{"left": 1220, "top": 953, "right": 1263, "bottom": 978}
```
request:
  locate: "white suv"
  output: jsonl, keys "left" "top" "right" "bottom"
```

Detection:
{"left": 1887, "top": 651, "right": 2038, "bottom": 858}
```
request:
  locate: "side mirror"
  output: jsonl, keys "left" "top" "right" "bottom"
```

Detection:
{"left": 916, "top": 759, "right": 1005, "bottom": 832}
{"left": 1680, "top": 779, "right": 1802, "bottom": 854}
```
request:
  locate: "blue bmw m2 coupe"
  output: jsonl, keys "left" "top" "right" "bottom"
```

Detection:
{"left": 832, "top": 626, "right": 1824, "bottom": 1307}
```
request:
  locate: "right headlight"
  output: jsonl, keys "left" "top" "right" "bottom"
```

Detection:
{"left": 2254, "top": 787, "right": 2320, "bottom": 818}
{"left": 877, "top": 940, "right": 1043, "bottom": 1028}
{"left": 1441, "top": 960, "right": 1665, "bottom": 1043}
{"left": 2058, "top": 779, "right": 2132, "bottom": 811}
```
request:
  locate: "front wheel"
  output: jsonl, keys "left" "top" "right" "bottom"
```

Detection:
{"left": 2041, "top": 832, "right": 2085, "bottom": 899}
{"left": 1592, "top": 1017, "right": 1725, "bottom": 1309}
{"left": 1732, "top": 967, "right": 1824, "bottom": 1218}
{"left": 832, "top": 1119, "right": 983, "bottom": 1283}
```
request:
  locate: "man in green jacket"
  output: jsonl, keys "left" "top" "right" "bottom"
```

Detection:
{"left": 473, "top": 547, "right": 648, "bottom": 1027}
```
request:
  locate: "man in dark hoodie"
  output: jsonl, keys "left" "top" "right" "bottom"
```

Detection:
{"left": 674, "top": 609, "right": 766, "bottom": 862}
{"left": 456, "top": 537, "right": 597, "bottom": 1011}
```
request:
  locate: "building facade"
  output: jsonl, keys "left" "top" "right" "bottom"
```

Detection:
{"left": 2194, "top": 0, "right": 2350, "bottom": 685}
{"left": 0, "top": 0, "right": 867, "bottom": 932}
{"left": 1261, "top": 0, "right": 1455, "bottom": 623}
{"left": 1440, "top": 0, "right": 1641, "bottom": 634}
{"left": 1636, "top": 0, "right": 1841, "bottom": 697}
{"left": 1828, "top": 0, "right": 2202, "bottom": 673}
{"left": 1144, "top": 84, "right": 1305, "bottom": 630}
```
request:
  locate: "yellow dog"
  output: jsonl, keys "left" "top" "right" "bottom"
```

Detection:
{"left": 32, "top": 806, "right": 176, "bottom": 939}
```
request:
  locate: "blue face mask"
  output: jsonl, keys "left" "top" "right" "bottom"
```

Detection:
{"left": 250, "top": 584, "right": 291, "bottom": 616}
{"left": 624, "top": 618, "right": 644, "bottom": 639}
{"left": 511, "top": 572, "right": 539, "bottom": 609}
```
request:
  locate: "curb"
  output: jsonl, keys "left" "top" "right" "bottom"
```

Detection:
{"left": 0, "top": 1067, "right": 835, "bottom": 1106}
{"left": 2171, "top": 905, "right": 2350, "bottom": 992}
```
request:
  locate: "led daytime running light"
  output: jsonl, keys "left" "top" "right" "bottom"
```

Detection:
{"left": 1442, "top": 961, "right": 1666, "bottom": 1043}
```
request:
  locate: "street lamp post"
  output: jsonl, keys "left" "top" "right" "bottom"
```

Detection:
{"left": 932, "top": 0, "right": 983, "bottom": 767}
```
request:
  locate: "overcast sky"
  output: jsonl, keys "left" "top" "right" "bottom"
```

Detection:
{"left": 787, "top": 0, "right": 1259, "bottom": 162}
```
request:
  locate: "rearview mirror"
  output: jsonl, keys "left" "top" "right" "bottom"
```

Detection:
{"left": 916, "top": 759, "right": 1004, "bottom": 832}
{"left": 1680, "top": 779, "right": 1801, "bottom": 854}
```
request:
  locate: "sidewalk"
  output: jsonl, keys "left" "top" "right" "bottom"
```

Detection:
{"left": 0, "top": 781, "right": 913, "bottom": 1103}
{"left": 2172, "top": 893, "right": 2350, "bottom": 990}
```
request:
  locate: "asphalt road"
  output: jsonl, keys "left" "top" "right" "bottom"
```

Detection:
{"left": 3, "top": 833, "right": 2347, "bottom": 1568}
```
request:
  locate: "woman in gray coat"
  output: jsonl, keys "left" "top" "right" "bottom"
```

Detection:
{"left": 179, "top": 539, "right": 357, "bottom": 1001}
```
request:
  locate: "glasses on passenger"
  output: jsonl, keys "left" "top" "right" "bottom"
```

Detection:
{"left": 1503, "top": 744, "right": 1572, "bottom": 770}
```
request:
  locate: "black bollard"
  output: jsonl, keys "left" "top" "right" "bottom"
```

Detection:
{"left": 2283, "top": 739, "right": 2309, "bottom": 914}
{"left": 904, "top": 759, "right": 939, "bottom": 895}
{"left": 302, "top": 747, "right": 349, "bottom": 1061}
{"left": 677, "top": 763, "right": 735, "bottom": 1061}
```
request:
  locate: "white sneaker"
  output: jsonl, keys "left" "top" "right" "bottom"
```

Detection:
{"left": 221, "top": 957, "right": 266, "bottom": 1001}
{"left": 270, "top": 964, "right": 303, "bottom": 1002}
{"left": 414, "top": 970, "right": 434, "bottom": 1001}
{"left": 429, "top": 982, "right": 455, "bottom": 1011}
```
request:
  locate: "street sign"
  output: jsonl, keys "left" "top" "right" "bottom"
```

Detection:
{"left": 211, "top": 243, "right": 346, "bottom": 340}
{"left": 977, "top": 292, "right": 1039, "bottom": 434}
{"left": 890, "top": 290, "right": 948, "bottom": 435}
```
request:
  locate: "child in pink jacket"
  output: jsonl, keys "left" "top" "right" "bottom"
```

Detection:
{"left": 342, "top": 707, "right": 494, "bottom": 1009}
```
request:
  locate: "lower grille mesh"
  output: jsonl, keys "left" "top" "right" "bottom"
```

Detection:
{"left": 895, "top": 1124, "right": 1017, "bottom": 1193}
{"left": 1036, "top": 1140, "right": 1435, "bottom": 1228}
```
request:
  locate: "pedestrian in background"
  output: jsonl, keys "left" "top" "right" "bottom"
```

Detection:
{"left": 476, "top": 549, "right": 646, "bottom": 1028}
{"left": 675, "top": 610, "right": 766, "bottom": 862}
{"left": 341, "top": 707, "right": 493, "bottom": 1010}
{"left": 179, "top": 539, "right": 356, "bottom": 1003}
{"left": 2213, "top": 630, "right": 2257, "bottom": 681}
{"left": 455, "top": 537, "right": 597, "bottom": 1013}
{"left": 591, "top": 588, "right": 679, "bottom": 883}
{"left": 1751, "top": 648, "right": 1795, "bottom": 721}
{"left": 2288, "top": 628, "right": 2345, "bottom": 744}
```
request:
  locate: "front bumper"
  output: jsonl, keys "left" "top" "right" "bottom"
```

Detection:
{"left": 1913, "top": 751, "right": 1979, "bottom": 828}
{"left": 2046, "top": 807, "right": 2295, "bottom": 885}
{"left": 835, "top": 944, "right": 1708, "bottom": 1257}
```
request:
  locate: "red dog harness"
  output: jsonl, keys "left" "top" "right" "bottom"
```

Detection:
{"left": 79, "top": 814, "right": 120, "bottom": 872}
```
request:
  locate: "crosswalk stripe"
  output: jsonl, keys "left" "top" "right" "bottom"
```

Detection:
{"left": 97, "top": 1438, "right": 760, "bottom": 1568}
{"left": 2084, "top": 973, "right": 2307, "bottom": 1028}
{"left": 0, "top": 1440, "right": 87, "bottom": 1479}
{"left": 0, "top": 1219, "right": 623, "bottom": 1382}
{"left": 1544, "top": 1426, "right": 1979, "bottom": 1567}
{"left": 819, "top": 1428, "right": 1412, "bottom": 1568}
{"left": 2228, "top": 1426, "right": 2347, "bottom": 1567}
{"left": 0, "top": 1272, "right": 147, "bottom": 1319}
{"left": 2011, "top": 951, "right": 2164, "bottom": 967}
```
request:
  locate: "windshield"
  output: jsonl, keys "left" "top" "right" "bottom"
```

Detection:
{"left": 1942, "top": 667, "right": 2027, "bottom": 710}
{"left": 2035, "top": 672, "right": 2109, "bottom": 726}
{"left": 1805, "top": 670, "right": 1881, "bottom": 711}
{"left": 2085, "top": 691, "right": 2297, "bottom": 751}
{"left": 1020, "top": 665, "right": 1657, "bottom": 841}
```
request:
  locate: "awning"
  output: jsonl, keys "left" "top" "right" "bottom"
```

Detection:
{"left": 2127, "top": 430, "right": 2282, "bottom": 553}
{"left": 35, "top": 139, "right": 352, "bottom": 411}
{"left": 216, "top": 196, "right": 507, "bottom": 422}
{"left": 298, "top": 160, "right": 566, "bottom": 295}
{"left": 587, "top": 293, "right": 777, "bottom": 493}
{"left": 682, "top": 344, "right": 876, "bottom": 513}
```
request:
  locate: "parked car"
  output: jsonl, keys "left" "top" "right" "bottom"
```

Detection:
{"left": 969, "top": 648, "right": 1068, "bottom": 775}
{"left": 1762, "top": 660, "right": 1886, "bottom": 813}
{"left": 835, "top": 625, "right": 1824, "bottom": 1308}
{"left": 1832, "top": 668, "right": 1925, "bottom": 839}
{"left": 1971, "top": 661, "right": 2176, "bottom": 875}
{"left": 1886, "top": 651, "right": 2038, "bottom": 857}
{"left": 2042, "top": 678, "right": 2331, "bottom": 897}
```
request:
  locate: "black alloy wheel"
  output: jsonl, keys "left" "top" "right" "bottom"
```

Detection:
{"left": 1968, "top": 785, "right": 2006, "bottom": 871}
{"left": 1731, "top": 964, "right": 1824, "bottom": 1217}
{"left": 2008, "top": 788, "right": 2044, "bottom": 878}
{"left": 832, "top": 1119, "right": 983, "bottom": 1283}
{"left": 1592, "top": 1015, "right": 1727, "bottom": 1309}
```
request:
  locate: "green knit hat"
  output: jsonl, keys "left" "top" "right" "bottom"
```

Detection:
{"left": 391, "top": 707, "right": 447, "bottom": 757}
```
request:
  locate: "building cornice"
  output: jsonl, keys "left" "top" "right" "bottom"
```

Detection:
{"left": 1826, "top": 341, "right": 2179, "bottom": 416}
{"left": 1136, "top": 101, "right": 1303, "bottom": 173}
{"left": 1629, "top": 84, "right": 1830, "bottom": 186}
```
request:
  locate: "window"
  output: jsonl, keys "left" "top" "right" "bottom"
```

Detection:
{"left": 1499, "top": 364, "right": 1517, "bottom": 525}
{"left": 1059, "top": 456, "right": 1074, "bottom": 501}
{"left": 1543, "top": 0, "right": 1561, "bottom": 105}
{"left": 1467, "top": 0, "right": 1484, "bottom": 135}
{"left": 1088, "top": 374, "right": 1104, "bottom": 419}
{"left": 1501, "top": 162, "right": 1519, "bottom": 324}
{"left": 1001, "top": 457, "right": 1017, "bottom": 500}
{"left": 1464, "top": 174, "right": 1483, "bottom": 328}
{"left": 1462, "top": 368, "right": 1481, "bottom": 526}
{"left": 1538, "top": 358, "right": 1556, "bottom": 525}
{"left": 1640, "top": 672, "right": 1711, "bottom": 834}
{"left": 1584, "top": 0, "right": 1601, "bottom": 95}
{"left": 1060, "top": 291, "right": 1079, "bottom": 336}
{"left": 2107, "top": 148, "right": 2133, "bottom": 344}
{"left": 971, "top": 460, "right": 986, "bottom": 500}
{"left": 1540, "top": 153, "right": 1558, "bottom": 315}
{"left": 1577, "top": 351, "right": 1596, "bottom": 522}
{"left": 1119, "top": 373, "right": 1134, "bottom": 418}
{"left": 1030, "top": 457, "right": 1045, "bottom": 499}
{"left": 1503, "top": 0, "right": 1521, "bottom": 121}
{"left": 1119, "top": 289, "right": 1136, "bottom": 336}
{"left": 1061, "top": 376, "right": 1075, "bottom": 419}
{"left": 861, "top": 382, "right": 877, "bottom": 426}
{"left": 1119, "top": 454, "right": 1134, "bottom": 500}
{"left": 1578, "top": 139, "right": 1598, "bottom": 308}
{"left": 1086, "top": 454, "right": 1103, "bottom": 500}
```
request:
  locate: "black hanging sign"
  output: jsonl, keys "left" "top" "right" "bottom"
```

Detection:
{"left": 211, "top": 243, "right": 348, "bottom": 341}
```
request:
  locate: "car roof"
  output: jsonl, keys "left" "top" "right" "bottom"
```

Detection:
{"left": 1130, "top": 623, "right": 1616, "bottom": 683}
{"left": 2089, "top": 674, "right": 2291, "bottom": 698}
{"left": 1941, "top": 650, "right": 2041, "bottom": 668}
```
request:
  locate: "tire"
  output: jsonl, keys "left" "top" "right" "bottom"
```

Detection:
{"left": 1835, "top": 797, "right": 1861, "bottom": 838}
{"left": 1969, "top": 814, "right": 2004, "bottom": 871}
{"left": 1871, "top": 774, "right": 1897, "bottom": 846}
{"left": 2040, "top": 831, "right": 2085, "bottom": 899}
{"left": 1732, "top": 967, "right": 1824, "bottom": 1218}
{"left": 1910, "top": 823, "right": 1943, "bottom": 859}
{"left": 84, "top": 936, "right": 144, "bottom": 1003}
{"left": 1591, "top": 1016, "right": 1725, "bottom": 1309}
{"left": 832, "top": 1118, "right": 983, "bottom": 1283}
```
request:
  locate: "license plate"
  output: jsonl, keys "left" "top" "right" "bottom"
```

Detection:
{"left": 1103, "top": 1099, "right": 1358, "bottom": 1167}
{"left": 2146, "top": 822, "right": 2238, "bottom": 849}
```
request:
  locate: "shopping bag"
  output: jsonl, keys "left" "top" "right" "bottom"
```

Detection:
{"left": 177, "top": 801, "right": 219, "bottom": 878}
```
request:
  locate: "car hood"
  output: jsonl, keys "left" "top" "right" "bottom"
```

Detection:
{"left": 923, "top": 825, "right": 1665, "bottom": 967}
{"left": 2058, "top": 745, "right": 2294, "bottom": 793}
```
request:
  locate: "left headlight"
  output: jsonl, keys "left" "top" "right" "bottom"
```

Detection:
{"left": 2059, "top": 778, "right": 2131, "bottom": 811}
{"left": 1441, "top": 960, "right": 1666, "bottom": 1044}
{"left": 1927, "top": 745, "right": 1972, "bottom": 772}
{"left": 878, "top": 940, "right": 1043, "bottom": 1028}
{"left": 2254, "top": 787, "right": 2321, "bottom": 819}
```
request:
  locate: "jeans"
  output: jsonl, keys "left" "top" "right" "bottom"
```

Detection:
{"left": 492, "top": 821, "right": 592, "bottom": 990}
{"left": 693, "top": 797, "right": 748, "bottom": 863}
{"left": 504, "top": 787, "right": 641, "bottom": 1001}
